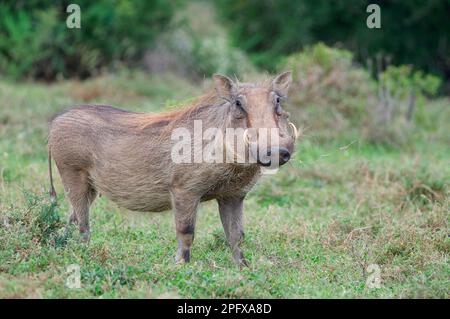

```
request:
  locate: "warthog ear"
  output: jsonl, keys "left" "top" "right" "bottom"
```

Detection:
{"left": 271, "top": 71, "right": 292, "bottom": 97}
{"left": 213, "top": 74, "right": 236, "bottom": 101}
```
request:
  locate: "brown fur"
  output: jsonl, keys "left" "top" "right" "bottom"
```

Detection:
{"left": 48, "top": 72, "right": 294, "bottom": 265}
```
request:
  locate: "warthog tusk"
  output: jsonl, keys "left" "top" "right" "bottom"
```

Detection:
{"left": 288, "top": 122, "right": 299, "bottom": 140}
{"left": 243, "top": 128, "right": 251, "bottom": 145}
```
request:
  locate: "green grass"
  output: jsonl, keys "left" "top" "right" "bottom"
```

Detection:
{"left": 0, "top": 72, "right": 448, "bottom": 298}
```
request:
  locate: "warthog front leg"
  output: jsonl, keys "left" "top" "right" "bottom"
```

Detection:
{"left": 217, "top": 197, "right": 248, "bottom": 266}
{"left": 171, "top": 190, "right": 199, "bottom": 263}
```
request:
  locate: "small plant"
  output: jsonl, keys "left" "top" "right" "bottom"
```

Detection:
{"left": 23, "top": 191, "right": 65, "bottom": 246}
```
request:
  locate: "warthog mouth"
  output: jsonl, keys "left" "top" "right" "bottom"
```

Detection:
{"left": 257, "top": 157, "right": 272, "bottom": 167}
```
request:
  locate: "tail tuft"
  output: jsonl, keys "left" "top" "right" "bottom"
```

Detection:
{"left": 49, "top": 185, "right": 57, "bottom": 202}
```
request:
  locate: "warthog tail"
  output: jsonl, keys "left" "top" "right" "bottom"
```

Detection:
{"left": 48, "top": 149, "right": 57, "bottom": 202}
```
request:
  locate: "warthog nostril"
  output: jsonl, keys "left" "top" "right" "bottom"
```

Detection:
{"left": 279, "top": 147, "right": 290, "bottom": 165}
{"left": 256, "top": 148, "right": 272, "bottom": 167}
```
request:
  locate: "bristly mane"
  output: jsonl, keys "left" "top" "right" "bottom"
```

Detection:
{"left": 142, "top": 79, "right": 271, "bottom": 127}
{"left": 139, "top": 90, "right": 219, "bottom": 131}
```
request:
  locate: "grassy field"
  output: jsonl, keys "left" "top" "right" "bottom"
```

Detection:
{"left": 0, "top": 72, "right": 448, "bottom": 298}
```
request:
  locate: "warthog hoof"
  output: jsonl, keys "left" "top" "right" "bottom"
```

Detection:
{"left": 233, "top": 250, "right": 249, "bottom": 268}
{"left": 80, "top": 230, "right": 91, "bottom": 243}
{"left": 175, "top": 248, "right": 190, "bottom": 264}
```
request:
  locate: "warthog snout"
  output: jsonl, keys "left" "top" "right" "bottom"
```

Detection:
{"left": 256, "top": 146, "right": 291, "bottom": 167}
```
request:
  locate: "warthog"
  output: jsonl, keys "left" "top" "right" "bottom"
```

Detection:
{"left": 48, "top": 72, "right": 297, "bottom": 265}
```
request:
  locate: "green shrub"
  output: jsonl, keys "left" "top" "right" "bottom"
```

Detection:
{"left": 364, "top": 65, "right": 441, "bottom": 146}
{"left": 282, "top": 43, "right": 375, "bottom": 115}
{"left": 280, "top": 43, "right": 376, "bottom": 141}
{"left": 0, "top": 1, "right": 178, "bottom": 80}
{"left": 379, "top": 65, "right": 441, "bottom": 126}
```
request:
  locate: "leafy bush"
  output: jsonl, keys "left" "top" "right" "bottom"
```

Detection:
{"left": 0, "top": 1, "right": 178, "bottom": 80}
{"left": 380, "top": 66, "right": 441, "bottom": 99}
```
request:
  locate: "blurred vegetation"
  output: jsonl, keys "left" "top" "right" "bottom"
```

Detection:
{"left": 281, "top": 43, "right": 375, "bottom": 141}
{"left": 0, "top": 0, "right": 178, "bottom": 80}
{"left": 143, "top": 2, "right": 256, "bottom": 79}
{"left": 216, "top": 0, "right": 450, "bottom": 87}
{"left": 1, "top": 0, "right": 447, "bottom": 87}
{"left": 280, "top": 43, "right": 442, "bottom": 147}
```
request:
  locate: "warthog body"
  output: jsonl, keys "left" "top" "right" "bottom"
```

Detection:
{"left": 48, "top": 72, "right": 295, "bottom": 265}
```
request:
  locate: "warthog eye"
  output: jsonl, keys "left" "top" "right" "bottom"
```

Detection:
{"left": 234, "top": 99, "right": 246, "bottom": 119}
{"left": 274, "top": 95, "right": 283, "bottom": 115}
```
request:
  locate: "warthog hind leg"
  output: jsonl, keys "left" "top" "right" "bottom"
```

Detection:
{"left": 59, "top": 168, "right": 97, "bottom": 242}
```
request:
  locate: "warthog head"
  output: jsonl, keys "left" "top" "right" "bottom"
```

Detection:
{"left": 214, "top": 71, "right": 298, "bottom": 168}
